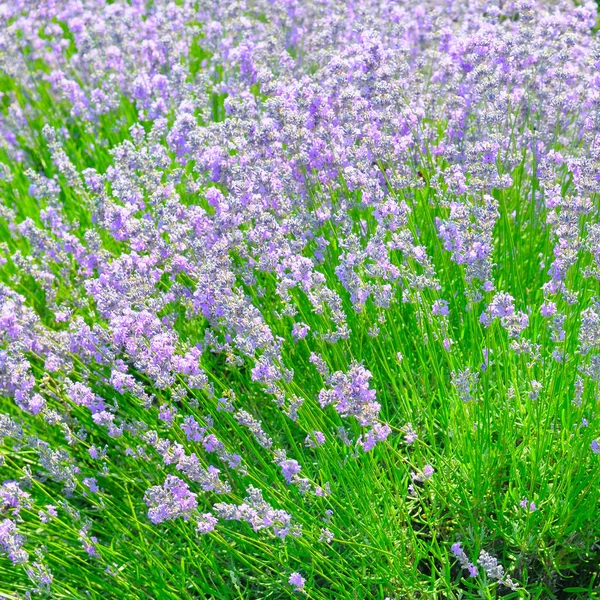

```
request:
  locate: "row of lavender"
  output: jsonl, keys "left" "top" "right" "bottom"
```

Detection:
{"left": 1, "top": 0, "right": 600, "bottom": 597}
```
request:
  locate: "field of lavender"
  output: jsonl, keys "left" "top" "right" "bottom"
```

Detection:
{"left": 1, "top": 0, "right": 600, "bottom": 598}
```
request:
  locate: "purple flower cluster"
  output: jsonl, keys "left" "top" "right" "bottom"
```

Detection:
{"left": 317, "top": 361, "right": 390, "bottom": 451}
{"left": 519, "top": 498, "right": 537, "bottom": 512}
{"left": 289, "top": 572, "right": 306, "bottom": 592}
{"left": 0, "top": 481, "right": 32, "bottom": 515}
{"left": 436, "top": 195, "right": 498, "bottom": 298}
{"left": 451, "top": 542, "right": 478, "bottom": 578}
{"left": 144, "top": 475, "right": 198, "bottom": 524}
{"left": 0, "top": 519, "right": 29, "bottom": 565}
{"left": 213, "top": 486, "right": 297, "bottom": 538}
{"left": 477, "top": 550, "right": 519, "bottom": 590}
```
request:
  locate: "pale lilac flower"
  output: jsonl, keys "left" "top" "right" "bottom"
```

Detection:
{"left": 540, "top": 302, "right": 557, "bottom": 317}
{"left": 279, "top": 459, "right": 301, "bottom": 484}
{"left": 402, "top": 423, "right": 418, "bottom": 445}
{"left": 0, "top": 519, "right": 28, "bottom": 564}
{"left": 291, "top": 322, "right": 310, "bottom": 340}
{"left": 83, "top": 478, "right": 99, "bottom": 494}
{"left": 197, "top": 513, "right": 218, "bottom": 534}
{"left": 289, "top": 572, "right": 305, "bottom": 591}
{"left": 79, "top": 530, "right": 99, "bottom": 558}
{"left": 158, "top": 404, "right": 176, "bottom": 425}
{"left": 451, "top": 542, "right": 477, "bottom": 577}
{"left": 0, "top": 482, "right": 31, "bottom": 514}
{"left": 423, "top": 465, "right": 434, "bottom": 480}
{"left": 432, "top": 299, "right": 449, "bottom": 316}
{"left": 305, "top": 431, "right": 326, "bottom": 448}
{"left": 144, "top": 476, "right": 198, "bottom": 524}
{"left": 39, "top": 505, "right": 57, "bottom": 524}
{"left": 520, "top": 498, "right": 537, "bottom": 512}
{"left": 26, "top": 560, "right": 53, "bottom": 593}
{"left": 319, "top": 528, "right": 334, "bottom": 543}
{"left": 477, "top": 550, "right": 519, "bottom": 590}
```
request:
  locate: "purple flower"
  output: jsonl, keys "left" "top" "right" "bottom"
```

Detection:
{"left": 540, "top": 302, "right": 557, "bottom": 318}
{"left": 83, "top": 478, "right": 99, "bottom": 494}
{"left": 291, "top": 322, "right": 310, "bottom": 340}
{"left": 197, "top": 513, "right": 218, "bottom": 534}
{"left": 158, "top": 404, "right": 176, "bottom": 425}
{"left": 144, "top": 476, "right": 198, "bottom": 524}
{"left": 451, "top": 542, "right": 463, "bottom": 556}
{"left": 432, "top": 299, "right": 449, "bottom": 316}
{"left": 181, "top": 416, "right": 205, "bottom": 442}
{"left": 213, "top": 486, "right": 293, "bottom": 537}
{"left": 0, "top": 519, "right": 28, "bottom": 564}
{"left": 318, "top": 362, "right": 386, "bottom": 435}
{"left": 360, "top": 423, "right": 392, "bottom": 452}
{"left": 78, "top": 529, "right": 99, "bottom": 558}
{"left": 402, "top": 423, "right": 418, "bottom": 445}
{"left": 289, "top": 572, "right": 305, "bottom": 590}
{"left": 451, "top": 542, "right": 478, "bottom": 577}
{"left": 39, "top": 505, "right": 57, "bottom": 524}
{"left": 305, "top": 431, "right": 326, "bottom": 448}
{"left": 0, "top": 482, "right": 31, "bottom": 514}
{"left": 279, "top": 459, "right": 301, "bottom": 484}
{"left": 520, "top": 498, "right": 537, "bottom": 512}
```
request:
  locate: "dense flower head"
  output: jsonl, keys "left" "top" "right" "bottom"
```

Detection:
{"left": 477, "top": 550, "right": 519, "bottom": 590}
{"left": 0, "top": 519, "right": 29, "bottom": 565}
{"left": 319, "top": 362, "right": 383, "bottom": 427}
{"left": 451, "top": 542, "right": 478, "bottom": 578}
{"left": 144, "top": 475, "right": 198, "bottom": 524}
{"left": 0, "top": 482, "right": 32, "bottom": 514}
{"left": 289, "top": 572, "right": 306, "bottom": 590}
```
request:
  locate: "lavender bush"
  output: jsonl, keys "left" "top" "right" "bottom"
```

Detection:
{"left": 0, "top": 0, "right": 600, "bottom": 597}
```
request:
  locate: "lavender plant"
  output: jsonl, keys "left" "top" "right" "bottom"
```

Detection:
{"left": 0, "top": 0, "right": 600, "bottom": 598}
